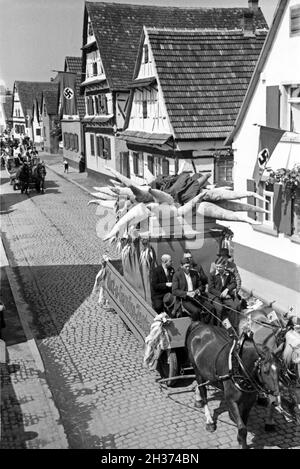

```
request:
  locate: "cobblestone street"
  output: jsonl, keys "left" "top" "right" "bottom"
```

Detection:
{"left": 1, "top": 160, "right": 299, "bottom": 450}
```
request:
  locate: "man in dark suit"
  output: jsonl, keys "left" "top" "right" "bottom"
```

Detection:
{"left": 183, "top": 250, "right": 208, "bottom": 293}
{"left": 208, "top": 248, "right": 241, "bottom": 330}
{"left": 172, "top": 258, "right": 202, "bottom": 318}
{"left": 151, "top": 254, "right": 174, "bottom": 314}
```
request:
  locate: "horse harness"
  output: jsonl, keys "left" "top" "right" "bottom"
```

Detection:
{"left": 197, "top": 332, "right": 276, "bottom": 397}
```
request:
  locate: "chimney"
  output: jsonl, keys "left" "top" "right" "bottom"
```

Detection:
{"left": 243, "top": 11, "right": 255, "bottom": 36}
{"left": 248, "top": 0, "right": 259, "bottom": 11}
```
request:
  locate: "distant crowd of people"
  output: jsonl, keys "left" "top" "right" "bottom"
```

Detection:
{"left": 1, "top": 133, "right": 39, "bottom": 170}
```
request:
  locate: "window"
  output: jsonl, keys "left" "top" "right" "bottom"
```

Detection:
{"left": 88, "top": 20, "right": 93, "bottom": 37}
{"left": 74, "top": 134, "right": 79, "bottom": 152}
{"left": 99, "top": 94, "right": 108, "bottom": 114}
{"left": 103, "top": 137, "right": 111, "bottom": 160}
{"left": 162, "top": 158, "right": 169, "bottom": 176}
{"left": 142, "top": 100, "right": 147, "bottom": 119}
{"left": 290, "top": 5, "right": 300, "bottom": 36}
{"left": 288, "top": 85, "right": 300, "bottom": 132}
{"left": 281, "top": 84, "right": 300, "bottom": 132}
{"left": 94, "top": 96, "right": 100, "bottom": 115}
{"left": 64, "top": 133, "right": 70, "bottom": 150}
{"left": 36, "top": 128, "right": 41, "bottom": 136}
{"left": 44, "top": 104, "right": 47, "bottom": 117}
{"left": 262, "top": 188, "right": 274, "bottom": 225}
{"left": 96, "top": 135, "right": 104, "bottom": 157}
{"left": 92, "top": 62, "right": 98, "bottom": 76}
{"left": 215, "top": 158, "right": 233, "bottom": 187}
{"left": 147, "top": 155, "right": 154, "bottom": 174}
{"left": 86, "top": 96, "right": 94, "bottom": 116}
{"left": 90, "top": 134, "right": 95, "bottom": 156}
{"left": 154, "top": 156, "right": 161, "bottom": 176}
{"left": 133, "top": 152, "right": 144, "bottom": 176}
{"left": 143, "top": 44, "right": 149, "bottom": 64}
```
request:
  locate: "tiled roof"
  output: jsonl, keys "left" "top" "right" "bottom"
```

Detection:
{"left": 43, "top": 83, "right": 60, "bottom": 115}
{"left": 15, "top": 81, "right": 56, "bottom": 117}
{"left": 3, "top": 96, "right": 12, "bottom": 119}
{"left": 65, "top": 56, "right": 86, "bottom": 118}
{"left": 85, "top": 1, "right": 268, "bottom": 90}
{"left": 147, "top": 28, "right": 268, "bottom": 140}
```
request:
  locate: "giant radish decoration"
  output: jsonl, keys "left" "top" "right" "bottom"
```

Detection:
{"left": 89, "top": 167, "right": 267, "bottom": 243}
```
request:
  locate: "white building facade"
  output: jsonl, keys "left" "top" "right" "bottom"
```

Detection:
{"left": 227, "top": 0, "right": 300, "bottom": 313}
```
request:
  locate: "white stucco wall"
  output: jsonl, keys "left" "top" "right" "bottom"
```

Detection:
{"left": 230, "top": 0, "right": 300, "bottom": 310}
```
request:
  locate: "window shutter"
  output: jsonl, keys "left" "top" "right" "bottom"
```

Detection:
{"left": 148, "top": 155, "right": 154, "bottom": 174}
{"left": 144, "top": 44, "right": 149, "bottom": 64}
{"left": 90, "top": 134, "right": 95, "bottom": 156}
{"left": 104, "top": 137, "right": 111, "bottom": 159}
{"left": 75, "top": 134, "right": 79, "bottom": 152}
{"left": 273, "top": 183, "right": 282, "bottom": 232}
{"left": 120, "top": 152, "right": 130, "bottom": 178}
{"left": 280, "top": 186, "right": 293, "bottom": 235}
{"left": 273, "top": 183, "right": 293, "bottom": 235}
{"left": 246, "top": 179, "right": 256, "bottom": 220}
{"left": 162, "top": 158, "right": 169, "bottom": 176}
{"left": 143, "top": 100, "right": 147, "bottom": 119}
{"left": 133, "top": 152, "right": 138, "bottom": 175}
{"left": 96, "top": 136, "right": 100, "bottom": 156}
{"left": 266, "top": 86, "right": 280, "bottom": 129}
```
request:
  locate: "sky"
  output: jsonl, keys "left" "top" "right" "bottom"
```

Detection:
{"left": 0, "top": 0, "right": 278, "bottom": 91}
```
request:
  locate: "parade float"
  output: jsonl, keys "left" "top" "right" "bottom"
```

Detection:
{"left": 90, "top": 164, "right": 270, "bottom": 382}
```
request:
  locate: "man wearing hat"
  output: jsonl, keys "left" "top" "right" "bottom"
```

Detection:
{"left": 208, "top": 248, "right": 241, "bottom": 330}
{"left": 171, "top": 257, "right": 202, "bottom": 318}
{"left": 151, "top": 254, "right": 175, "bottom": 314}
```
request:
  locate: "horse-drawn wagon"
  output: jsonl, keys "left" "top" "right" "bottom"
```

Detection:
{"left": 91, "top": 165, "right": 300, "bottom": 448}
{"left": 9, "top": 157, "right": 46, "bottom": 194}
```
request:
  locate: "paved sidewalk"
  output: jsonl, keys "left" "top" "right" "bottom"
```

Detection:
{"left": 40, "top": 152, "right": 111, "bottom": 194}
{"left": 0, "top": 239, "right": 68, "bottom": 449}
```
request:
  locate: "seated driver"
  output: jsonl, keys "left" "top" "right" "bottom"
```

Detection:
{"left": 208, "top": 248, "right": 241, "bottom": 330}
{"left": 172, "top": 257, "right": 202, "bottom": 318}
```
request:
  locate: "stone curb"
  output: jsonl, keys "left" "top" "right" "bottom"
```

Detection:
{"left": 45, "top": 163, "right": 91, "bottom": 194}
{"left": 0, "top": 237, "right": 69, "bottom": 449}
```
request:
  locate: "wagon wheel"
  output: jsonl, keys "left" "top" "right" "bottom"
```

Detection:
{"left": 157, "top": 350, "right": 178, "bottom": 387}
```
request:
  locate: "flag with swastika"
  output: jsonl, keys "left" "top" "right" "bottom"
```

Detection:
{"left": 60, "top": 72, "right": 77, "bottom": 117}
{"left": 252, "top": 125, "right": 285, "bottom": 184}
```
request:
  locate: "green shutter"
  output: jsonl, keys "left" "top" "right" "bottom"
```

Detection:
{"left": 247, "top": 179, "right": 256, "bottom": 220}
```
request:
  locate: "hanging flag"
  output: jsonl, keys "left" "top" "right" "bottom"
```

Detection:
{"left": 60, "top": 72, "right": 77, "bottom": 117}
{"left": 252, "top": 125, "right": 285, "bottom": 184}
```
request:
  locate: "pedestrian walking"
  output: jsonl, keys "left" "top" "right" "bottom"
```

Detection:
{"left": 64, "top": 159, "right": 69, "bottom": 173}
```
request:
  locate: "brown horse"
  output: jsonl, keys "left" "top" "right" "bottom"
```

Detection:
{"left": 186, "top": 321, "right": 281, "bottom": 449}
{"left": 33, "top": 162, "right": 46, "bottom": 193}
{"left": 16, "top": 163, "right": 31, "bottom": 194}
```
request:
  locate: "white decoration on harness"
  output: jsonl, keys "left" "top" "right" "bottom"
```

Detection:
{"left": 222, "top": 318, "right": 232, "bottom": 330}
{"left": 267, "top": 310, "right": 278, "bottom": 323}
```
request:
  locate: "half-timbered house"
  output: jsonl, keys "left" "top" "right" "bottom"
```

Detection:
{"left": 80, "top": 0, "right": 267, "bottom": 179}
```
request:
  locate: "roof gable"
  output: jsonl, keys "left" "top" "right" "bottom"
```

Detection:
{"left": 142, "top": 28, "right": 268, "bottom": 140}
{"left": 85, "top": 1, "right": 268, "bottom": 90}
{"left": 42, "top": 83, "right": 59, "bottom": 115}
{"left": 14, "top": 81, "right": 56, "bottom": 117}
{"left": 225, "top": 0, "right": 289, "bottom": 144}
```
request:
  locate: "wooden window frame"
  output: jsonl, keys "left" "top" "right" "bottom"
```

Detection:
{"left": 144, "top": 44, "right": 149, "bottom": 64}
